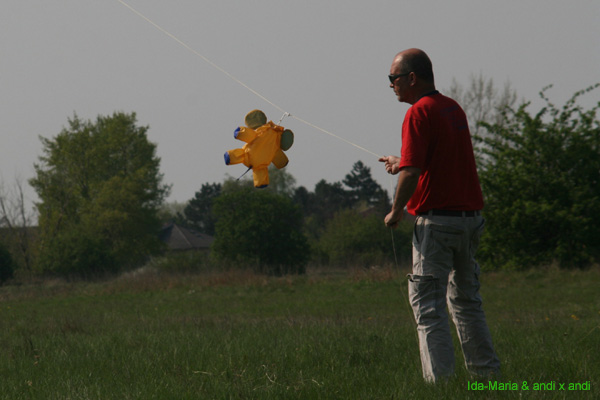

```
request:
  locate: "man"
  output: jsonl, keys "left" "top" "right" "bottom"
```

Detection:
{"left": 379, "top": 48, "right": 500, "bottom": 382}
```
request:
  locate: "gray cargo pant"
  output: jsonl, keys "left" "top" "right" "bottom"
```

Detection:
{"left": 409, "top": 213, "right": 500, "bottom": 382}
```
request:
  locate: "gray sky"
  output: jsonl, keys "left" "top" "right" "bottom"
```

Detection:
{"left": 2, "top": 0, "right": 599, "bottom": 209}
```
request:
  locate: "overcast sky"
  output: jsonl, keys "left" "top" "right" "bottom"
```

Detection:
{"left": 2, "top": 0, "right": 599, "bottom": 209}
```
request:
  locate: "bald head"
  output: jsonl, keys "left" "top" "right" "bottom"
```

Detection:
{"left": 389, "top": 48, "right": 436, "bottom": 104}
{"left": 392, "top": 48, "right": 435, "bottom": 84}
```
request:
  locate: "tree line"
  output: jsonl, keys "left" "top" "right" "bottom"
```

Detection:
{"left": 1, "top": 80, "right": 599, "bottom": 282}
{"left": 168, "top": 160, "right": 411, "bottom": 275}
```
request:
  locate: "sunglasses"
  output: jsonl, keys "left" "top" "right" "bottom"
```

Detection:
{"left": 388, "top": 72, "right": 410, "bottom": 84}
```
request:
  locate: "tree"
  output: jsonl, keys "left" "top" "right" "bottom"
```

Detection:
{"left": 265, "top": 166, "right": 297, "bottom": 197}
{"left": 223, "top": 166, "right": 296, "bottom": 197}
{"left": 212, "top": 188, "right": 309, "bottom": 275}
{"left": 158, "top": 201, "right": 187, "bottom": 225}
{"left": 0, "top": 177, "right": 36, "bottom": 273}
{"left": 291, "top": 179, "right": 355, "bottom": 249}
{"left": 478, "top": 84, "right": 600, "bottom": 269}
{"left": 342, "top": 160, "right": 390, "bottom": 214}
{"left": 30, "top": 112, "right": 170, "bottom": 276}
{"left": 181, "top": 183, "right": 222, "bottom": 235}
{"left": 447, "top": 73, "right": 517, "bottom": 137}
{"left": 221, "top": 175, "right": 254, "bottom": 193}
{"left": 446, "top": 74, "right": 518, "bottom": 164}
{"left": 310, "top": 180, "right": 353, "bottom": 222}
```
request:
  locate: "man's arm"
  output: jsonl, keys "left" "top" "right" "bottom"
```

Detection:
{"left": 385, "top": 166, "right": 421, "bottom": 228}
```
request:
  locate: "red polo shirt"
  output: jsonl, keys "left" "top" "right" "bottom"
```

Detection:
{"left": 399, "top": 91, "right": 484, "bottom": 215}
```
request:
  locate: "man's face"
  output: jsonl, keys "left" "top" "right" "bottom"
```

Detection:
{"left": 389, "top": 57, "right": 411, "bottom": 104}
{"left": 390, "top": 74, "right": 411, "bottom": 103}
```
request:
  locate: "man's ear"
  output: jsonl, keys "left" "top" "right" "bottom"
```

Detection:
{"left": 409, "top": 72, "right": 417, "bottom": 86}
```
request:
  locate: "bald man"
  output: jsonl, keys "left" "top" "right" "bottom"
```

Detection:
{"left": 379, "top": 48, "right": 500, "bottom": 382}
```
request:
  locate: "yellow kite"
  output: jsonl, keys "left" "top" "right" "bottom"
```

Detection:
{"left": 224, "top": 110, "right": 294, "bottom": 188}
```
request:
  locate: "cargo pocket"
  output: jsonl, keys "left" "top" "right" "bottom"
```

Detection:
{"left": 413, "top": 216, "right": 422, "bottom": 245}
{"left": 407, "top": 274, "right": 441, "bottom": 325}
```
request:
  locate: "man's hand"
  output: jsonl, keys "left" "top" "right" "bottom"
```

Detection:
{"left": 382, "top": 166, "right": 420, "bottom": 228}
{"left": 384, "top": 208, "right": 404, "bottom": 228}
{"left": 378, "top": 156, "right": 401, "bottom": 175}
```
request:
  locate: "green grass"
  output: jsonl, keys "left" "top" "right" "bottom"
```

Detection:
{"left": 0, "top": 266, "right": 598, "bottom": 399}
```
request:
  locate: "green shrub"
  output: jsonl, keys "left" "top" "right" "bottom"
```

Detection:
{"left": 212, "top": 188, "right": 309, "bottom": 275}
{"left": 318, "top": 209, "right": 412, "bottom": 268}
{"left": 478, "top": 85, "right": 600, "bottom": 269}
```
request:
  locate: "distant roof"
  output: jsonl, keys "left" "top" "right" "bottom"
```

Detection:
{"left": 159, "top": 223, "right": 214, "bottom": 251}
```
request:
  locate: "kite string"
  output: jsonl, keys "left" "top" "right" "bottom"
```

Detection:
{"left": 290, "top": 114, "right": 382, "bottom": 158}
{"left": 388, "top": 177, "right": 400, "bottom": 268}
{"left": 115, "top": 0, "right": 382, "bottom": 159}
{"left": 116, "top": 3, "right": 411, "bottom": 327}
{"left": 388, "top": 176, "right": 418, "bottom": 334}
{"left": 115, "top": 0, "right": 286, "bottom": 115}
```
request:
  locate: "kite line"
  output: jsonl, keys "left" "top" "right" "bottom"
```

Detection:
{"left": 115, "top": 2, "right": 409, "bottom": 309}
{"left": 115, "top": 0, "right": 286, "bottom": 116}
{"left": 115, "top": 0, "right": 382, "bottom": 159}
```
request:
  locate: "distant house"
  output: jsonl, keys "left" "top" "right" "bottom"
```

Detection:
{"left": 159, "top": 223, "right": 214, "bottom": 252}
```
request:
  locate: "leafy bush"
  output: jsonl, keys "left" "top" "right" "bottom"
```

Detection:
{"left": 478, "top": 85, "right": 600, "bottom": 269}
{"left": 212, "top": 188, "right": 309, "bottom": 275}
{"left": 35, "top": 228, "right": 116, "bottom": 278}
{"left": 318, "top": 209, "right": 412, "bottom": 268}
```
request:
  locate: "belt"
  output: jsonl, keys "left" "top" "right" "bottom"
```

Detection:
{"left": 419, "top": 209, "right": 481, "bottom": 217}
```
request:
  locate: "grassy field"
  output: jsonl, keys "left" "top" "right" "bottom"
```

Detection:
{"left": 0, "top": 266, "right": 598, "bottom": 399}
